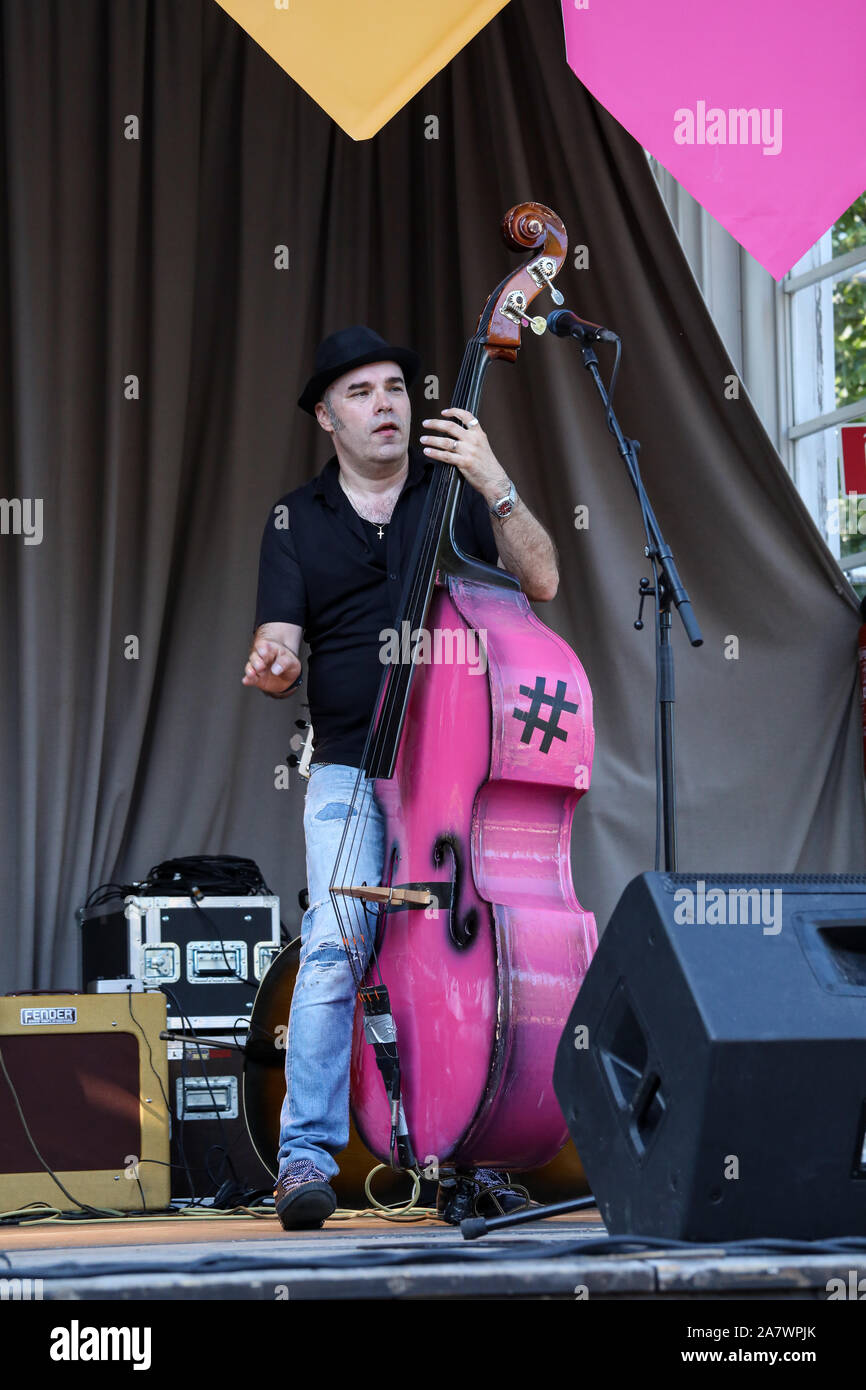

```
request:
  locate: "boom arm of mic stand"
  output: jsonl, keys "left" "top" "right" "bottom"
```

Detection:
{"left": 562, "top": 336, "right": 704, "bottom": 872}
{"left": 582, "top": 348, "right": 702, "bottom": 648}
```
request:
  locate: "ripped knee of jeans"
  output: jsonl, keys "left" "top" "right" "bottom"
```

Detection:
{"left": 303, "top": 942, "right": 346, "bottom": 968}
{"left": 314, "top": 801, "right": 358, "bottom": 822}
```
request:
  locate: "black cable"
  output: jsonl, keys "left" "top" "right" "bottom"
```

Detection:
{"left": 126, "top": 987, "right": 196, "bottom": 1204}
{"left": 124, "top": 987, "right": 181, "bottom": 1216}
{"left": 200, "top": 1095, "right": 265, "bottom": 1193}
{"left": 126, "top": 988, "right": 171, "bottom": 1114}
{"left": 139, "top": 856, "right": 271, "bottom": 897}
{"left": 78, "top": 856, "right": 274, "bottom": 936}
{"left": 161, "top": 989, "right": 204, "bottom": 1205}
{"left": 205, "top": 1144, "right": 233, "bottom": 1191}
{"left": 81, "top": 883, "right": 129, "bottom": 912}
{"left": 203, "top": 1135, "right": 259, "bottom": 1195}
{"left": 132, "top": 1157, "right": 225, "bottom": 1175}
{"left": 188, "top": 899, "right": 260, "bottom": 991}
{"left": 604, "top": 335, "right": 623, "bottom": 430}
{"left": 163, "top": 1021, "right": 262, "bottom": 1196}
{"left": 176, "top": 1027, "right": 198, "bottom": 1206}
{"left": 162, "top": 1029, "right": 246, "bottom": 1055}
{"left": 77, "top": 868, "right": 282, "bottom": 1198}
{"left": 162, "top": 988, "right": 240, "bottom": 1198}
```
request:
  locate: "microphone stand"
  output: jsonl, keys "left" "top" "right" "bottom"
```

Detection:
{"left": 459, "top": 325, "right": 704, "bottom": 1242}
{"left": 461, "top": 324, "right": 704, "bottom": 1240}
{"left": 560, "top": 325, "right": 703, "bottom": 872}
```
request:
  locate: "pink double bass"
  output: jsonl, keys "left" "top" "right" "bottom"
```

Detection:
{"left": 330, "top": 203, "right": 597, "bottom": 1175}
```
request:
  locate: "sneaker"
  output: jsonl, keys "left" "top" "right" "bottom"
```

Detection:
{"left": 436, "top": 1167, "right": 529, "bottom": 1225}
{"left": 473, "top": 1168, "right": 530, "bottom": 1217}
{"left": 274, "top": 1159, "right": 337, "bottom": 1230}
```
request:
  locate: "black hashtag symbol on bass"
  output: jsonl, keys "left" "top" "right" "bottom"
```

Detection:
{"left": 512, "top": 676, "right": 577, "bottom": 753}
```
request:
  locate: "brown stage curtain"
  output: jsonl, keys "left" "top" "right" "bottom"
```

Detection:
{"left": 0, "top": 0, "right": 863, "bottom": 993}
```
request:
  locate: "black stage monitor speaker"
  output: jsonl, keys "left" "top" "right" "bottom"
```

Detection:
{"left": 553, "top": 872, "right": 866, "bottom": 1241}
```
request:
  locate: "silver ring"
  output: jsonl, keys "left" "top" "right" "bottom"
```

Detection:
{"left": 451, "top": 439, "right": 458, "bottom": 451}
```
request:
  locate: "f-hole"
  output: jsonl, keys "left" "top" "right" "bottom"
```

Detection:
{"left": 433, "top": 834, "right": 477, "bottom": 949}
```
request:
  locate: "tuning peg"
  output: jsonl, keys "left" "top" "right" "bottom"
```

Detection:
{"left": 501, "top": 290, "right": 547, "bottom": 335}
{"left": 528, "top": 256, "right": 564, "bottom": 306}
{"left": 541, "top": 270, "right": 564, "bottom": 306}
{"left": 295, "top": 719, "right": 310, "bottom": 730}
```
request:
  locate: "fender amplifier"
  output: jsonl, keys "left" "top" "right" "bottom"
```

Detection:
{"left": 0, "top": 991, "right": 170, "bottom": 1213}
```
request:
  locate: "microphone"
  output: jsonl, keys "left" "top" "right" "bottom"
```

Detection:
{"left": 546, "top": 309, "right": 619, "bottom": 343}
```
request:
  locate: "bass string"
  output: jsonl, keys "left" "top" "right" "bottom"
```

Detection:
{"left": 362, "top": 460, "right": 450, "bottom": 773}
{"left": 330, "top": 768, "right": 384, "bottom": 990}
{"left": 325, "top": 467, "right": 457, "bottom": 974}
{"left": 331, "top": 334, "right": 487, "bottom": 930}
{"left": 364, "top": 337, "right": 478, "bottom": 764}
{"left": 363, "top": 337, "right": 487, "bottom": 777}
{"left": 328, "top": 336, "right": 489, "bottom": 977}
{"left": 324, "top": 389, "right": 466, "bottom": 928}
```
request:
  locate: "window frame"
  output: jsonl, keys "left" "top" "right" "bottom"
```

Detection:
{"left": 782, "top": 229, "right": 866, "bottom": 573}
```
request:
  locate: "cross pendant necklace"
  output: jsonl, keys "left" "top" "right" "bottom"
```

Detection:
{"left": 339, "top": 472, "right": 393, "bottom": 539}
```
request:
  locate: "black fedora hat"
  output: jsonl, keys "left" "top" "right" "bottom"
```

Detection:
{"left": 298, "top": 326, "right": 421, "bottom": 415}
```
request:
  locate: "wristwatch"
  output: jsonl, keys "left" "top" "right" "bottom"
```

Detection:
{"left": 489, "top": 481, "right": 517, "bottom": 519}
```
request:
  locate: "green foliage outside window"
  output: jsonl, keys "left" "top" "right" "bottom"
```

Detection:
{"left": 831, "top": 193, "right": 866, "bottom": 585}
{"left": 833, "top": 193, "right": 866, "bottom": 408}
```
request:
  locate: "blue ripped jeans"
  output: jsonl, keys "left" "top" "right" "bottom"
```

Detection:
{"left": 277, "top": 763, "right": 385, "bottom": 1180}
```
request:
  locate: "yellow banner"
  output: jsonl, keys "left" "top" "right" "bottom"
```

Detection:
{"left": 211, "top": 0, "right": 511, "bottom": 140}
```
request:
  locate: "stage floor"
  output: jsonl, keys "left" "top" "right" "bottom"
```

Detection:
{"left": 2, "top": 1206, "right": 863, "bottom": 1300}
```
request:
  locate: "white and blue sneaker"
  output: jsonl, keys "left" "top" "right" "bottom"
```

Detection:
{"left": 274, "top": 1158, "right": 337, "bottom": 1230}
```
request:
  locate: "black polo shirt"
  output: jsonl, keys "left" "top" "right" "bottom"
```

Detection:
{"left": 254, "top": 445, "right": 500, "bottom": 767}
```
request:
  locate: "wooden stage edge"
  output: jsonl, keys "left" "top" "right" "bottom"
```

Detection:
{"left": 2, "top": 1208, "right": 865, "bottom": 1300}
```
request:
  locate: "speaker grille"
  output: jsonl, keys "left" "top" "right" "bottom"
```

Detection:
{"left": 0, "top": 1033, "right": 140, "bottom": 1173}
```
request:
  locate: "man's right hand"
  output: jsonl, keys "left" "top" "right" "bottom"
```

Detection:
{"left": 243, "top": 623, "right": 303, "bottom": 697}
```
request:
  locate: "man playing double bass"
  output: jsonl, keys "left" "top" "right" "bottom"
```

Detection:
{"left": 244, "top": 326, "right": 559, "bottom": 1228}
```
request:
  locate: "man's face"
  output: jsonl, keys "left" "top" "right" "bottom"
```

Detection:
{"left": 314, "top": 360, "right": 411, "bottom": 470}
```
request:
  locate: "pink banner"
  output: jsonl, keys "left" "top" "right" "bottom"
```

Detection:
{"left": 561, "top": 0, "right": 866, "bottom": 278}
